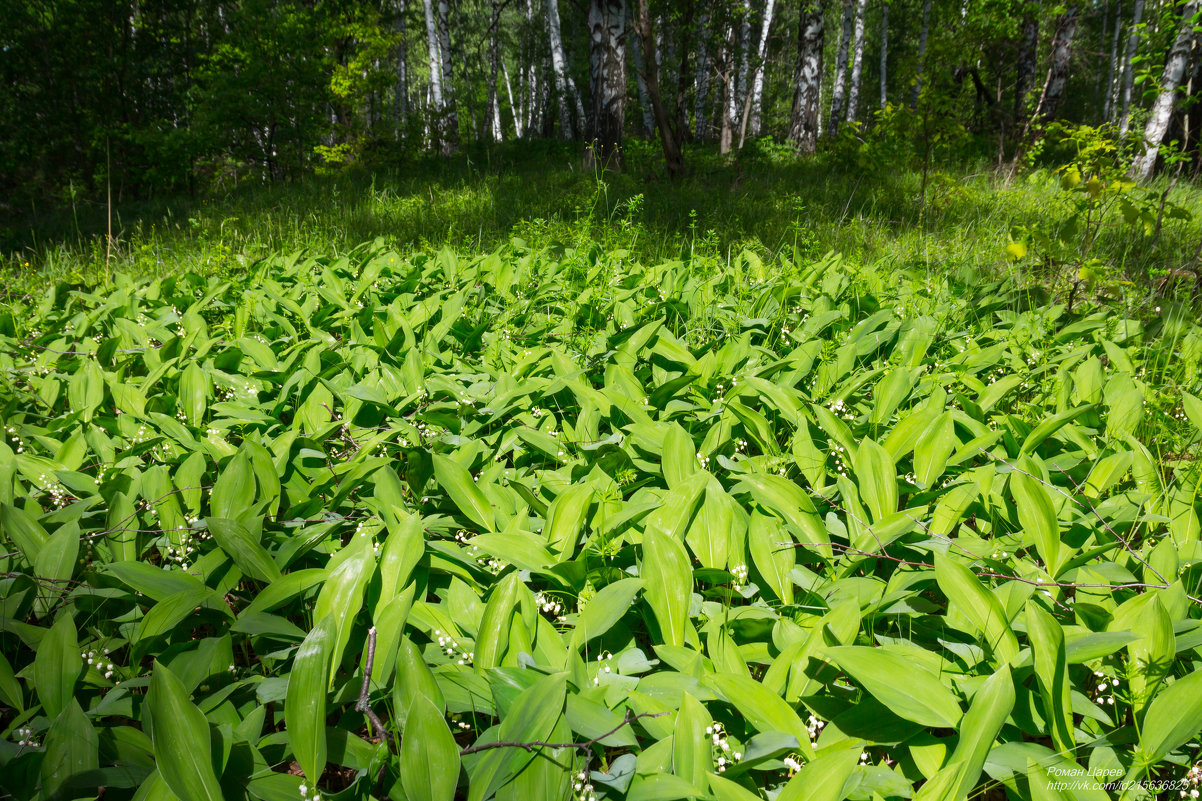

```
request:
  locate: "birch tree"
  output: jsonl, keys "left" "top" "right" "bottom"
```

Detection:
{"left": 1104, "top": 0, "right": 1123, "bottom": 121}
{"left": 546, "top": 0, "right": 575, "bottom": 138}
{"left": 486, "top": 0, "right": 503, "bottom": 141}
{"left": 632, "top": 29, "right": 655, "bottom": 136}
{"left": 747, "top": 0, "right": 777, "bottom": 139}
{"left": 586, "top": 0, "right": 626, "bottom": 169}
{"left": 788, "top": 0, "right": 825, "bottom": 153}
{"left": 421, "top": 0, "right": 449, "bottom": 152}
{"left": 1037, "top": 6, "right": 1080, "bottom": 121}
{"left": 1131, "top": 0, "right": 1201, "bottom": 179}
{"left": 1118, "top": 0, "right": 1145, "bottom": 134}
{"left": 828, "top": 0, "right": 854, "bottom": 134}
{"left": 846, "top": 0, "right": 868, "bottom": 123}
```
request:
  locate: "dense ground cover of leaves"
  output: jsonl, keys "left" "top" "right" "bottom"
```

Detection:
{"left": 2, "top": 241, "right": 1202, "bottom": 801}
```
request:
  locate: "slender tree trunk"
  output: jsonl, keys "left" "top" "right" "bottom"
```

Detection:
{"left": 879, "top": 0, "right": 888, "bottom": 109}
{"left": 1132, "top": 0, "right": 1201, "bottom": 179}
{"left": 1118, "top": 0, "right": 1145, "bottom": 134}
{"left": 395, "top": 0, "right": 409, "bottom": 139}
{"left": 503, "top": 59, "right": 523, "bottom": 137}
{"left": 546, "top": 0, "right": 575, "bottom": 138}
{"left": 437, "top": 0, "right": 458, "bottom": 148}
{"left": 829, "top": 0, "right": 854, "bottom": 134}
{"left": 586, "top": 0, "right": 627, "bottom": 169}
{"left": 738, "top": 1, "right": 752, "bottom": 122}
{"left": 486, "top": 0, "right": 502, "bottom": 141}
{"left": 693, "top": 8, "right": 712, "bottom": 140}
{"left": 846, "top": 0, "right": 868, "bottom": 123}
{"left": 789, "top": 0, "right": 825, "bottom": 154}
{"left": 1014, "top": 14, "right": 1038, "bottom": 128}
{"left": 910, "top": 0, "right": 931, "bottom": 108}
{"left": 631, "top": 30, "right": 656, "bottom": 136}
{"left": 1037, "top": 6, "right": 1080, "bottom": 121}
{"left": 747, "top": 0, "right": 776, "bottom": 138}
{"left": 721, "top": 24, "right": 737, "bottom": 152}
{"left": 1104, "top": 0, "right": 1123, "bottom": 122}
{"left": 422, "top": 0, "right": 446, "bottom": 151}
{"left": 635, "top": 0, "right": 684, "bottom": 177}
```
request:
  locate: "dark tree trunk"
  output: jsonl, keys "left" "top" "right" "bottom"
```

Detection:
{"left": 635, "top": 0, "right": 684, "bottom": 177}
{"left": 1038, "top": 6, "right": 1080, "bottom": 121}
{"left": 1014, "top": 15, "right": 1038, "bottom": 129}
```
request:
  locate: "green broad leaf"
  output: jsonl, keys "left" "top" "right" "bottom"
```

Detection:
{"left": 402, "top": 696, "right": 461, "bottom": 801}
{"left": 930, "top": 483, "right": 979, "bottom": 537}
{"left": 135, "top": 588, "right": 229, "bottom": 644}
{"left": 1, "top": 502, "right": 49, "bottom": 563}
{"left": 710, "top": 673, "right": 811, "bottom": 757}
{"left": 1182, "top": 392, "right": 1202, "bottom": 435}
{"left": 641, "top": 529, "right": 692, "bottom": 647}
{"left": 34, "top": 613, "right": 80, "bottom": 718}
{"left": 433, "top": 453, "right": 495, "bottom": 532}
{"left": 1025, "top": 601, "right": 1074, "bottom": 754}
{"left": 284, "top": 617, "right": 333, "bottom": 785}
{"left": 915, "top": 665, "right": 1014, "bottom": 801}
{"left": 206, "top": 517, "right": 281, "bottom": 583}
{"left": 685, "top": 482, "right": 737, "bottom": 570}
{"left": 179, "top": 362, "right": 209, "bottom": 426}
{"left": 1020, "top": 404, "right": 1096, "bottom": 454}
{"left": 853, "top": 438, "right": 897, "bottom": 523}
{"left": 914, "top": 412, "right": 956, "bottom": 489}
{"left": 673, "top": 692, "right": 711, "bottom": 787}
{"left": 1010, "top": 459, "right": 1065, "bottom": 577}
{"left": 394, "top": 636, "right": 445, "bottom": 732}
{"left": 32, "top": 522, "right": 80, "bottom": 615}
{"left": 467, "top": 672, "right": 567, "bottom": 801}
{"left": 748, "top": 511, "right": 795, "bottom": 604}
{"left": 826, "top": 647, "right": 962, "bottom": 728}
{"left": 777, "top": 740, "right": 863, "bottom": 801}
{"left": 934, "top": 555, "right": 1020, "bottom": 664}
{"left": 543, "top": 483, "right": 593, "bottom": 559}
{"left": 375, "top": 510, "right": 423, "bottom": 609}
{"left": 313, "top": 534, "right": 375, "bottom": 682}
{"left": 570, "top": 577, "right": 644, "bottom": 650}
{"left": 1134, "top": 667, "right": 1202, "bottom": 768}
{"left": 870, "top": 367, "right": 919, "bottom": 425}
{"left": 475, "top": 572, "right": 522, "bottom": 670}
{"left": 240, "top": 568, "right": 328, "bottom": 617}
{"left": 662, "top": 422, "right": 700, "bottom": 488}
{"left": 147, "top": 662, "right": 224, "bottom": 801}
{"left": 733, "top": 473, "right": 830, "bottom": 551}
{"left": 469, "top": 532, "right": 554, "bottom": 573}
{"left": 210, "top": 450, "right": 255, "bottom": 523}
{"left": 40, "top": 699, "right": 99, "bottom": 800}
{"left": 0, "top": 651, "right": 23, "bottom": 711}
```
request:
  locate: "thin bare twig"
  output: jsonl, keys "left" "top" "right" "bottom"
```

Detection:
{"left": 356, "top": 626, "right": 392, "bottom": 746}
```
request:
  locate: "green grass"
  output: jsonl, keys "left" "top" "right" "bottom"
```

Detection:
{"left": 5, "top": 140, "right": 1201, "bottom": 308}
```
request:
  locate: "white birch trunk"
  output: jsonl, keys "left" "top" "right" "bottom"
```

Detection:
{"left": 846, "top": 0, "right": 867, "bottom": 122}
{"left": 502, "top": 59, "right": 523, "bottom": 137}
{"left": 1118, "top": 0, "right": 1145, "bottom": 134}
{"left": 1104, "top": 0, "right": 1122, "bottom": 121}
{"left": 789, "top": 0, "right": 825, "bottom": 153}
{"left": 828, "top": 0, "right": 854, "bottom": 134}
{"left": 748, "top": 0, "right": 776, "bottom": 137}
{"left": 546, "top": 0, "right": 575, "bottom": 138}
{"left": 1132, "top": 0, "right": 1200, "bottom": 179}
{"left": 422, "top": 0, "right": 445, "bottom": 149}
